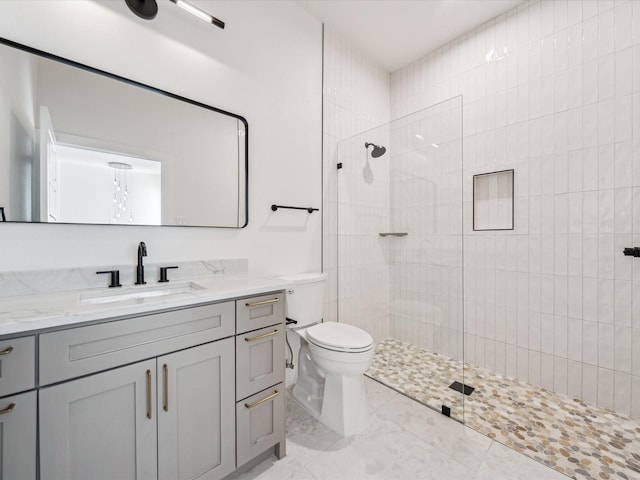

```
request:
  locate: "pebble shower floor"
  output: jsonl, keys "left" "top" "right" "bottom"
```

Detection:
{"left": 367, "top": 339, "right": 640, "bottom": 480}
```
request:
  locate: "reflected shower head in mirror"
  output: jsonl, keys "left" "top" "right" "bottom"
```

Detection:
{"left": 364, "top": 142, "right": 386, "bottom": 158}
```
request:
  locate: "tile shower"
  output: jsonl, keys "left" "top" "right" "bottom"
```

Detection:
{"left": 323, "top": 1, "right": 640, "bottom": 479}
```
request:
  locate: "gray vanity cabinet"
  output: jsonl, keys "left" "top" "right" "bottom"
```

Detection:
{"left": 38, "top": 301, "right": 237, "bottom": 480}
{"left": 39, "top": 339, "right": 236, "bottom": 480}
{"left": 6, "top": 288, "right": 287, "bottom": 480}
{"left": 0, "top": 336, "right": 36, "bottom": 480}
{"left": 235, "top": 295, "right": 286, "bottom": 468}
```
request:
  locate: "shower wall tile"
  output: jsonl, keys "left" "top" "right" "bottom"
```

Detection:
{"left": 598, "top": 367, "right": 615, "bottom": 410}
{"left": 322, "top": 26, "right": 391, "bottom": 342}
{"left": 391, "top": 0, "right": 640, "bottom": 417}
{"left": 567, "top": 360, "right": 583, "bottom": 399}
{"left": 582, "top": 363, "right": 598, "bottom": 405}
{"left": 614, "top": 372, "right": 632, "bottom": 416}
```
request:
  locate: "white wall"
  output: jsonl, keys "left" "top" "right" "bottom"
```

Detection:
{"left": 392, "top": 0, "right": 640, "bottom": 418}
{"left": 0, "top": 0, "right": 322, "bottom": 275}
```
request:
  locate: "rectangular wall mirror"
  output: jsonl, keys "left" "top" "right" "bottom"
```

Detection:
{"left": 0, "top": 37, "right": 248, "bottom": 228}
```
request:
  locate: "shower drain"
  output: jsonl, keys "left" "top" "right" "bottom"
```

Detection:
{"left": 449, "top": 381, "right": 475, "bottom": 396}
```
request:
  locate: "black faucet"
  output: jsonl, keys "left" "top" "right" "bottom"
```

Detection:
{"left": 136, "top": 241, "right": 147, "bottom": 285}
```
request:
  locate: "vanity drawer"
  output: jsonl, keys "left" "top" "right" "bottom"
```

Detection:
{"left": 0, "top": 336, "right": 35, "bottom": 397}
{"left": 236, "top": 383, "right": 284, "bottom": 468}
{"left": 39, "top": 301, "right": 234, "bottom": 386}
{"left": 236, "top": 325, "right": 285, "bottom": 401}
{"left": 236, "top": 293, "right": 284, "bottom": 334}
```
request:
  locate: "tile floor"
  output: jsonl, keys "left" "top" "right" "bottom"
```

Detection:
{"left": 229, "top": 378, "right": 568, "bottom": 480}
{"left": 367, "top": 339, "right": 640, "bottom": 480}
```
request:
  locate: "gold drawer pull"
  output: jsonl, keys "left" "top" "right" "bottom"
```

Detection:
{"left": 0, "top": 346, "right": 14, "bottom": 355}
{"left": 163, "top": 364, "right": 169, "bottom": 412}
{"left": 245, "top": 297, "right": 279, "bottom": 307}
{"left": 245, "top": 329, "right": 278, "bottom": 342}
{"left": 245, "top": 390, "right": 279, "bottom": 410}
{"left": 146, "top": 369, "right": 152, "bottom": 419}
{"left": 0, "top": 403, "right": 15, "bottom": 415}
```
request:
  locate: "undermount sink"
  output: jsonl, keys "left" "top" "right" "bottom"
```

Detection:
{"left": 79, "top": 282, "right": 206, "bottom": 305}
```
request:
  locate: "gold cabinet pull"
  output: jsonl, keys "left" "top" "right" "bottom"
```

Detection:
{"left": 163, "top": 364, "right": 169, "bottom": 412}
{"left": 245, "top": 297, "right": 279, "bottom": 307}
{"left": 0, "top": 346, "right": 14, "bottom": 355}
{"left": 146, "top": 369, "right": 152, "bottom": 419}
{"left": 245, "top": 390, "right": 279, "bottom": 410}
{"left": 245, "top": 329, "right": 278, "bottom": 342}
{"left": 0, "top": 403, "right": 15, "bottom": 415}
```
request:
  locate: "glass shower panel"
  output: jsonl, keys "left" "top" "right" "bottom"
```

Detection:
{"left": 335, "top": 96, "right": 464, "bottom": 421}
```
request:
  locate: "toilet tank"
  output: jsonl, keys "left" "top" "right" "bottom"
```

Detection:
{"left": 280, "top": 273, "right": 327, "bottom": 327}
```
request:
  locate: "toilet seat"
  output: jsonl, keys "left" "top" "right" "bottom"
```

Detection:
{"left": 305, "top": 322, "right": 373, "bottom": 353}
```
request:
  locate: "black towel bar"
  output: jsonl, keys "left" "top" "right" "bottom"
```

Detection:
{"left": 271, "top": 204, "right": 319, "bottom": 213}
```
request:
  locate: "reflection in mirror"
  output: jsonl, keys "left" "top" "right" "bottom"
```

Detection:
{"left": 0, "top": 38, "right": 248, "bottom": 228}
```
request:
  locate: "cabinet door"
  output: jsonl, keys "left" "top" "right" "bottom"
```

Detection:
{"left": 236, "top": 326, "right": 285, "bottom": 400}
{"left": 158, "top": 339, "right": 235, "bottom": 480}
{"left": 0, "top": 391, "right": 36, "bottom": 480}
{"left": 39, "top": 359, "right": 157, "bottom": 480}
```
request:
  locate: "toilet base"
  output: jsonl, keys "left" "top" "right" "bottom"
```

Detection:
{"left": 320, "top": 372, "right": 368, "bottom": 437}
{"left": 292, "top": 340, "right": 369, "bottom": 437}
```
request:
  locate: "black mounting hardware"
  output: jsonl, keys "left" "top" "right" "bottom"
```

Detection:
{"left": 271, "top": 204, "right": 319, "bottom": 214}
{"left": 441, "top": 405, "right": 451, "bottom": 417}
{"left": 337, "top": 162, "right": 343, "bottom": 169}
{"left": 96, "top": 270, "right": 122, "bottom": 288}
{"left": 159, "top": 266, "right": 179, "bottom": 283}
{"left": 0, "top": 207, "right": 5, "bottom": 222}
{"left": 623, "top": 247, "right": 640, "bottom": 257}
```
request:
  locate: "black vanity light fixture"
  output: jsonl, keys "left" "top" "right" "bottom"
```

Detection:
{"left": 125, "top": 0, "right": 158, "bottom": 20}
{"left": 169, "top": 0, "right": 225, "bottom": 29}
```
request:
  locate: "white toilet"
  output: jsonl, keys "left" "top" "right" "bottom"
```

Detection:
{"left": 281, "top": 273, "right": 374, "bottom": 436}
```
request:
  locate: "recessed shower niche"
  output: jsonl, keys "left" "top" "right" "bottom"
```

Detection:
{"left": 472, "top": 169, "right": 514, "bottom": 231}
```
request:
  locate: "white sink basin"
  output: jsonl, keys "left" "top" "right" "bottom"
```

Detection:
{"left": 79, "top": 282, "right": 205, "bottom": 305}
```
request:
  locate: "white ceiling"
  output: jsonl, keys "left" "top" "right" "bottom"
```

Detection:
{"left": 297, "top": 0, "right": 524, "bottom": 72}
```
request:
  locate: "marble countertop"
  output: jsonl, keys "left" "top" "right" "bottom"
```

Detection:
{"left": 0, "top": 273, "right": 292, "bottom": 338}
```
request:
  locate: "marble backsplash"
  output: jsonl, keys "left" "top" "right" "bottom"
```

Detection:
{"left": 0, "top": 259, "right": 248, "bottom": 298}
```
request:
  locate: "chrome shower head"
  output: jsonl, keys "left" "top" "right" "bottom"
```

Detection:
{"left": 365, "top": 142, "right": 386, "bottom": 158}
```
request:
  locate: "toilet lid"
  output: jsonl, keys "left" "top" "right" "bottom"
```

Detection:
{"left": 305, "top": 322, "right": 373, "bottom": 352}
